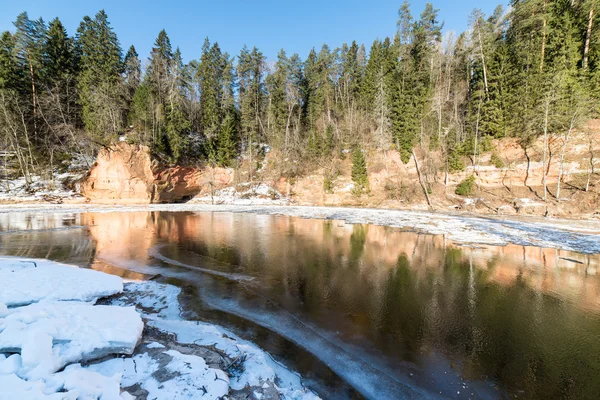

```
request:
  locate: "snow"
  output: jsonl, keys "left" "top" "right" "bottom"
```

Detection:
{"left": 149, "top": 319, "right": 320, "bottom": 399}
{"left": 109, "top": 281, "right": 320, "bottom": 400}
{"left": 109, "top": 280, "right": 183, "bottom": 319}
{"left": 0, "top": 258, "right": 143, "bottom": 399}
{"left": 0, "top": 258, "right": 319, "bottom": 400}
{"left": 193, "top": 183, "right": 289, "bottom": 205}
{"left": 2, "top": 203, "right": 598, "bottom": 253}
{"left": 0, "top": 257, "right": 123, "bottom": 306}
{"left": 0, "top": 172, "right": 83, "bottom": 203}
{"left": 45, "top": 364, "right": 124, "bottom": 400}
{"left": 146, "top": 350, "right": 230, "bottom": 399}
{"left": 0, "top": 302, "right": 143, "bottom": 379}
{"left": 0, "top": 373, "right": 71, "bottom": 400}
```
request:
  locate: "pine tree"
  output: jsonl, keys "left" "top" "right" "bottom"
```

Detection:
{"left": 216, "top": 111, "right": 238, "bottom": 166}
{"left": 197, "top": 38, "right": 222, "bottom": 145}
{"left": 265, "top": 49, "right": 290, "bottom": 149}
{"left": 237, "top": 45, "right": 265, "bottom": 180}
{"left": 351, "top": 146, "right": 369, "bottom": 192}
{"left": 13, "top": 12, "right": 47, "bottom": 142}
{"left": 45, "top": 18, "right": 75, "bottom": 83}
{"left": 75, "top": 10, "right": 124, "bottom": 141}
{"left": 123, "top": 45, "right": 140, "bottom": 103}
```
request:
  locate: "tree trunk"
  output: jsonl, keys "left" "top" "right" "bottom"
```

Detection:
{"left": 476, "top": 20, "right": 489, "bottom": 96}
{"left": 586, "top": 138, "right": 595, "bottom": 192}
{"left": 583, "top": 6, "right": 594, "bottom": 70}
{"left": 413, "top": 148, "right": 432, "bottom": 209}
{"left": 540, "top": 0, "right": 547, "bottom": 72}
{"left": 556, "top": 114, "right": 576, "bottom": 201}
{"left": 542, "top": 97, "right": 550, "bottom": 202}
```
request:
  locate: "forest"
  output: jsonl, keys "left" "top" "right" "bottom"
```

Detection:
{"left": 0, "top": 0, "right": 598, "bottom": 189}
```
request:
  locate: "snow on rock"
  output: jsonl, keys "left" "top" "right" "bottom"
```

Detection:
{"left": 109, "top": 280, "right": 183, "bottom": 319}
{"left": 144, "top": 350, "right": 229, "bottom": 399}
{"left": 104, "top": 281, "right": 320, "bottom": 399}
{"left": 0, "top": 302, "right": 143, "bottom": 379}
{"left": 87, "top": 350, "right": 229, "bottom": 400}
{"left": 0, "top": 257, "right": 123, "bottom": 307}
{"left": 150, "top": 318, "right": 320, "bottom": 399}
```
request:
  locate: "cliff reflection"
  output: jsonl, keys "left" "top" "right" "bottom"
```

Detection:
{"left": 49, "top": 211, "right": 600, "bottom": 398}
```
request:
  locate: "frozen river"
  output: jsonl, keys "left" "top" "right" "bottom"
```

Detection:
{"left": 1, "top": 206, "right": 600, "bottom": 399}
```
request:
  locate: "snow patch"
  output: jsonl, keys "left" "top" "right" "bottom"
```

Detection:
{"left": 0, "top": 256, "right": 123, "bottom": 307}
{"left": 0, "top": 302, "right": 143, "bottom": 379}
{"left": 149, "top": 319, "right": 320, "bottom": 399}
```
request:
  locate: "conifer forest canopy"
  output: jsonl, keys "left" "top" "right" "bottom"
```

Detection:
{"left": 1, "top": 0, "right": 599, "bottom": 181}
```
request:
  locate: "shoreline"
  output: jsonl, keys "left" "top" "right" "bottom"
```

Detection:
{"left": 1, "top": 202, "right": 600, "bottom": 254}
{"left": 0, "top": 256, "right": 320, "bottom": 400}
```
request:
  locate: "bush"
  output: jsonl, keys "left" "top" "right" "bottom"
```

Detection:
{"left": 448, "top": 150, "right": 465, "bottom": 172}
{"left": 455, "top": 175, "right": 476, "bottom": 196}
{"left": 490, "top": 152, "right": 504, "bottom": 168}
{"left": 323, "top": 176, "right": 334, "bottom": 193}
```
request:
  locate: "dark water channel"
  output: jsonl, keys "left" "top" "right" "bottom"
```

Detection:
{"left": 1, "top": 210, "right": 600, "bottom": 399}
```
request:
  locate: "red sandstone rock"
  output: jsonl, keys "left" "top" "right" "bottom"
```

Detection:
{"left": 81, "top": 143, "right": 233, "bottom": 203}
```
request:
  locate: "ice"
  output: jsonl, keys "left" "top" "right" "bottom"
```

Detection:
{"left": 88, "top": 351, "right": 229, "bottom": 400}
{"left": 149, "top": 319, "right": 320, "bottom": 399}
{"left": 0, "top": 354, "right": 22, "bottom": 375}
{"left": 45, "top": 364, "right": 124, "bottom": 400}
{"left": 1, "top": 203, "right": 599, "bottom": 253}
{"left": 109, "top": 280, "right": 182, "bottom": 319}
{"left": 149, "top": 245, "right": 255, "bottom": 282}
{"left": 145, "top": 350, "right": 229, "bottom": 399}
{"left": 0, "top": 301, "right": 143, "bottom": 379}
{"left": 0, "top": 257, "right": 123, "bottom": 307}
{"left": 109, "top": 281, "right": 320, "bottom": 400}
{"left": 0, "top": 374, "right": 74, "bottom": 400}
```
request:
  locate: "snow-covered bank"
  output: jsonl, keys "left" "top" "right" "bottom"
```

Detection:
{"left": 0, "top": 257, "right": 319, "bottom": 400}
{"left": 0, "top": 172, "right": 84, "bottom": 204}
{"left": 2, "top": 203, "right": 600, "bottom": 254}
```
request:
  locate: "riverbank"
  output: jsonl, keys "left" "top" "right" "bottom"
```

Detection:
{"left": 1, "top": 203, "right": 599, "bottom": 254}
{"left": 0, "top": 256, "right": 319, "bottom": 400}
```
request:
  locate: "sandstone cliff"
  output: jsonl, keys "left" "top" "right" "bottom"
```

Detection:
{"left": 81, "top": 142, "right": 233, "bottom": 203}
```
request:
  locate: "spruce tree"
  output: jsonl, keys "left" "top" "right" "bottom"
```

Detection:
{"left": 351, "top": 147, "right": 369, "bottom": 192}
{"left": 75, "top": 10, "right": 123, "bottom": 141}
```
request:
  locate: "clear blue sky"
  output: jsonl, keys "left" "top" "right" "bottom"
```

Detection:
{"left": 0, "top": 0, "right": 503, "bottom": 63}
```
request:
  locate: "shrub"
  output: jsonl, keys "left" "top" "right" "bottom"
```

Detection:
{"left": 490, "top": 152, "right": 504, "bottom": 168}
{"left": 455, "top": 175, "right": 476, "bottom": 196}
{"left": 323, "top": 176, "right": 334, "bottom": 193}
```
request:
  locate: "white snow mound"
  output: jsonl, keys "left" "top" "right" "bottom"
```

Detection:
{"left": 0, "top": 302, "right": 143, "bottom": 379}
{"left": 0, "top": 257, "right": 123, "bottom": 306}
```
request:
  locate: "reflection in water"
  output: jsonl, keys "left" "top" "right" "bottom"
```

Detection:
{"left": 1, "top": 211, "right": 600, "bottom": 399}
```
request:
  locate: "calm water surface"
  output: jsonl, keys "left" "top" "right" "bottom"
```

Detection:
{"left": 1, "top": 210, "right": 600, "bottom": 399}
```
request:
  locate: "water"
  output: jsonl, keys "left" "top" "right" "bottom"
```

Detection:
{"left": 1, "top": 210, "right": 600, "bottom": 399}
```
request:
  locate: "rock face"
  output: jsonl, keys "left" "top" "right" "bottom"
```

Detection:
{"left": 81, "top": 143, "right": 232, "bottom": 203}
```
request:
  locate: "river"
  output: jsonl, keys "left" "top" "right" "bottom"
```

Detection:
{"left": 1, "top": 209, "right": 599, "bottom": 399}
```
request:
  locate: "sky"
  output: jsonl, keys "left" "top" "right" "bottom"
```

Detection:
{"left": 0, "top": 0, "right": 503, "bottom": 63}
